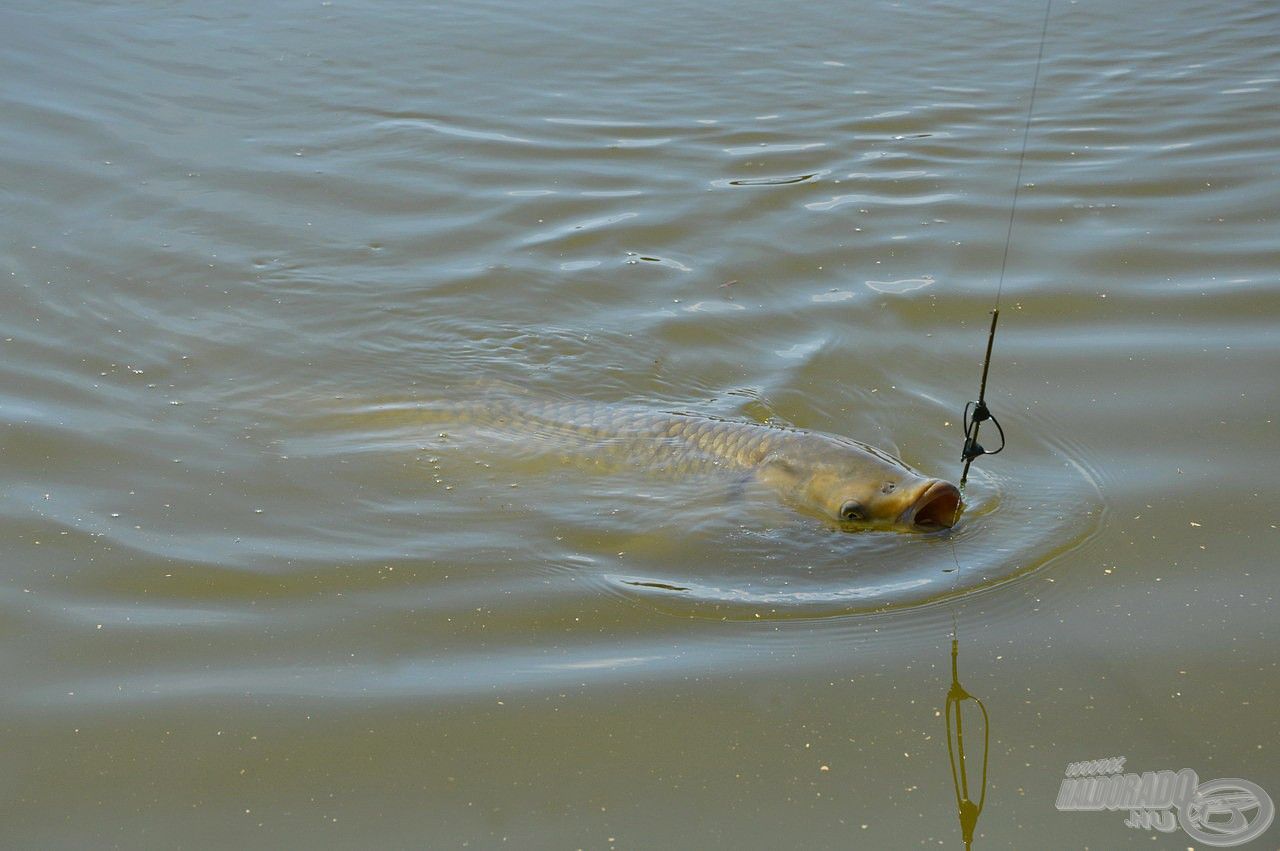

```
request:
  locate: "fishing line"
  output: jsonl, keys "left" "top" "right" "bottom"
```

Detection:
{"left": 957, "top": 0, "right": 1053, "bottom": 493}
{"left": 942, "top": 6, "right": 1052, "bottom": 847}
{"left": 994, "top": 0, "right": 1053, "bottom": 311}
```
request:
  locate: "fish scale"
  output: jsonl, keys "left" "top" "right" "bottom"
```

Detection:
{"left": 464, "top": 398, "right": 789, "bottom": 471}
{"left": 331, "top": 394, "right": 961, "bottom": 530}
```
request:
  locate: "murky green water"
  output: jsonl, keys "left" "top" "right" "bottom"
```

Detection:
{"left": 2, "top": 0, "right": 1277, "bottom": 847}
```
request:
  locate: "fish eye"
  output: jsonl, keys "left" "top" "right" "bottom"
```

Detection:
{"left": 840, "top": 501, "right": 866, "bottom": 522}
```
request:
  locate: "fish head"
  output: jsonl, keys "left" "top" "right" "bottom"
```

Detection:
{"left": 758, "top": 440, "right": 963, "bottom": 532}
{"left": 779, "top": 453, "right": 962, "bottom": 532}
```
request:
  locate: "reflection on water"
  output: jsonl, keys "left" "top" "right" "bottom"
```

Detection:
{"left": 945, "top": 624, "right": 991, "bottom": 850}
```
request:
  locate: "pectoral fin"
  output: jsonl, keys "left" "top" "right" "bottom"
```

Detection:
{"left": 723, "top": 472, "right": 755, "bottom": 505}
{"left": 755, "top": 454, "right": 801, "bottom": 491}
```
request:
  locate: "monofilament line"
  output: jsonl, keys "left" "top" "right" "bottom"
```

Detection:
{"left": 994, "top": 0, "right": 1053, "bottom": 309}
{"left": 949, "top": 0, "right": 1053, "bottom": 590}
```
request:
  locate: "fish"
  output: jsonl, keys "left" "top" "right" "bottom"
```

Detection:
{"left": 340, "top": 394, "right": 963, "bottom": 532}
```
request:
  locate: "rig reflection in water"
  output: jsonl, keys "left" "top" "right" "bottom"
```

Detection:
{"left": 944, "top": 629, "right": 990, "bottom": 849}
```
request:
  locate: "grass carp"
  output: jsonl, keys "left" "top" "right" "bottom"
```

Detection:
{"left": 345, "top": 395, "right": 963, "bottom": 532}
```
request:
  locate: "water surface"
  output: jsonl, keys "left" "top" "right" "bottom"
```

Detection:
{"left": 2, "top": 0, "right": 1277, "bottom": 847}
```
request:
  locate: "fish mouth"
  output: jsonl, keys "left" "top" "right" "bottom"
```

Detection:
{"left": 902, "top": 479, "right": 962, "bottom": 530}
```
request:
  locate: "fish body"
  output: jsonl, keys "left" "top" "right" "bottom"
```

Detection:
{"left": 360, "top": 396, "right": 962, "bottom": 531}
